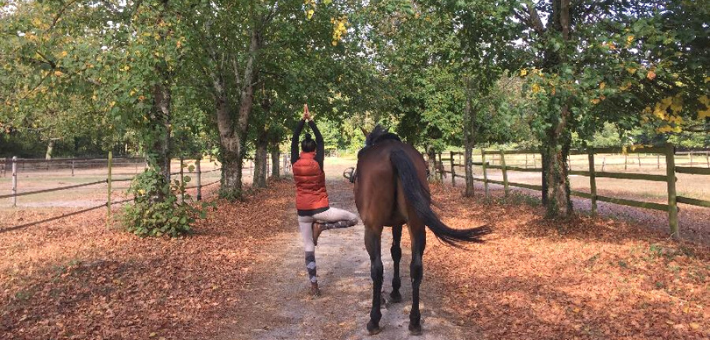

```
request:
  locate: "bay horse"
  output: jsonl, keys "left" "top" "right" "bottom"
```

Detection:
{"left": 353, "top": 125, "right": 491, "bottom": 335}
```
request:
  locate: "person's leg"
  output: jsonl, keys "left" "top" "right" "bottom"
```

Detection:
{"left": 312, "top": 207, "right": 358, "bottom": 224}
{"left": 311, "top": 207, "right": 359, "bottom": 246}
{"left": 297, "top": 215, "right": 320, "bottom": 295}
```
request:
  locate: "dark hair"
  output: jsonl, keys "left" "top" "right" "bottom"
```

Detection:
{"left": 301, "top": 133, "right": 316, "bottom": 152}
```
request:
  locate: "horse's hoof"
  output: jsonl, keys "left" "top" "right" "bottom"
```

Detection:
{"left": 367, "top": 321, "right": 382, "bottom": 335}
{"left": 389, "top": 291, "right": 402, "bottom": 303}
{"left": 409, "top": 323, "right": 422, "bottom": 335}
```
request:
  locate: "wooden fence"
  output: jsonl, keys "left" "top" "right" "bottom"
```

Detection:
{"left": 1, "top": 153, "right": 290, "bottom": 232}
{"left": 435, "top": 145, "right": 710, "bottom": 237}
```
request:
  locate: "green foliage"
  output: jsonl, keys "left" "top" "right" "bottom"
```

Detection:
{"left": 514, "top": 0, "right": 710, "bottom": 143}
{"left": 122, "top": 168, "right": 206, "bottom": 238}
{"left": 359, "top": 1, "right": 465, "bottom": 150}
{"left": 583, "top": 123, "right": 623, "bottom": 148}
{"left": 473, "top": 75, "right": 534, "bottom": 146}
{"left": 0, "top": 1, "right": 118, "bottom": 153}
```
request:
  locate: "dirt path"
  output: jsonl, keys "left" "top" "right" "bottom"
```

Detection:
{"left": 217, "top": 177, "right": 474, "bottom": 340}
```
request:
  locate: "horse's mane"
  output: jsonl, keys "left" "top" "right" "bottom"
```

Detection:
{"left": 365, "top": 125, "right": 401, "bottom": 147}
{"left": 357, "top": 125, "right": 400, "bottom": 159}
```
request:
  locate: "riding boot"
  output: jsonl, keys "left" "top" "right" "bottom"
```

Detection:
{"left": 310, "top": 282, "right": 321, "bottom": 296}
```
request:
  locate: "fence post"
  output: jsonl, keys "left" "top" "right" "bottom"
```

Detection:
{"left": 588, "top": 150, "right": 597, "bottom": 216}
{"left": 637, "top": 153, "right": 641, "bottom": 168}
{"left": 12, "top": 156, "right": 17, "bottom": 207}
{"left": 450, "top": 151, "right": 456, "bottom": 187}
{"left": 481, "top": 150, "right": 489, "bottom": 198}
{"left": 71, "top": 160, "right": 75, "bottom": 177}
{"left": 602, "top": 156, "right": 606, "bottom": 171}
{"left": 657, "top": 154, "right": 660, "bottom": 169}
{"left": 500, "top": 151, "right": 509, "bottom": 198}
{"left": 437, "top": 152, "right": 443, "bottom": 180}
{"left": 689, "top": 151, "right": 693, "bottom": 166}
{"left": 665, "top": 144, "right": 678, "bottom": 238}
{"left": 180, "top": 157, "right": 185, "bottom": 204}
{"left": 107, "top": 151, "right": 112, "bottom": 229}
{"left": 624, "top": 154, "right": 628, "bottom": 170}
{"left": 533, "top": 154, "right": 537, "bottom": 168}
{"left": 196, "top": 158, "right": 202, "bottom": 201}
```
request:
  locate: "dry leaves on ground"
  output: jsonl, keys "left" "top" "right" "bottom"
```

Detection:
{"left": 0, "top": 180, "right": 294, "bottom": 340}
{"left": 425, "top": 183, "right": 710, "bottom": 340}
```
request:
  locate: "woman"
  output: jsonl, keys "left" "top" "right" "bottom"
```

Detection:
{"left": 292, "top": 104, "right": 358, "bottom": 296}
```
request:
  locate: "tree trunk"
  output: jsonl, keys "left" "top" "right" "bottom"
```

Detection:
{"left": 541, "top": 150, "right": 549, "bottom": 206}
{"left": 542, "top": 145, "right": 572, "bottom": 218}
{"left": 253, "top": 88, "right": 272, "bottom": 187}
{"left": 219, "top": 135, "right": 244, "bottom": 198}
{"left": 538, "top": 0, "right": 572, "bottom": 218}
{"left": 153, "top": 83, "right": 172, "bottom": 182}
{"left": 426, "top": 146, "right": 439, "bottom": 183}
{"left": 463, "top": 78, "right": 475, "bottom": 197}
{"left": 212, "top": 29, "right": 261, "bottom": 199}
{"left": 542, "top": 105, "right": 573, "bottom": 218}
{"left": 464, "top": 143, "right": 474, "bottom": 196}
{"left": 146, "top": 0, "right": 173, "bottom": 183}
{"left": 45, "top": 139, "right": 56, "bottom": 160}
{"left": 270, "top": 146, "right": 280, "bottom": 179}
{"left": 253, "top": 131, "right": 268, "bottom": 188}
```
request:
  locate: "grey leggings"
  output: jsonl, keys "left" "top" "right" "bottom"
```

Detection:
{"left": 298, "top": 207, "right": 358, "bottom": 283}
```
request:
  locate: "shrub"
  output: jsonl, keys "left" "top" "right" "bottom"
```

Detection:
{"left": 122, "top": 168, "right": 207, "bottom": 237}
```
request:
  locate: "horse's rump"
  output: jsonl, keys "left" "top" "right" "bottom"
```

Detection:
{"left": 356, "top": 138, "right": 490, "bottom": 246}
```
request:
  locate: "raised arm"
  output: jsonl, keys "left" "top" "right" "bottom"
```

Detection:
{"left": 308, "top": 120, "right": 325, "bottom": 169}
{"left": 291, "top": 119, "right": 306, "bottom": 165}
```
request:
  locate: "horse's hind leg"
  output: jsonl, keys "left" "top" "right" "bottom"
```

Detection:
{"left": 389, "top": 224, "right": 403, "bottom": 303}
{"left": 364, "top": 225, "right": 384, "bottom": 335}
{"left": 408, "top": 224, "right": 426, "bottom": 335}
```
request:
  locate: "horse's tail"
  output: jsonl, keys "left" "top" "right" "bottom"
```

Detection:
{"left": 390, "top": 148, "right": 491, "bottom": 247}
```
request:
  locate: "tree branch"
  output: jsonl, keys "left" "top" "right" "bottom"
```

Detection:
{"left": 513, "top": 9, "right": 530, "bottom": 28}
{"left": 48, "top": 0, "right": 80, "bottom": 31}
{"left": 524, "top": 1, "right": 546, "bottom": 34}
{"left": 232, "top": 56, "right": 242, "bottom": 88}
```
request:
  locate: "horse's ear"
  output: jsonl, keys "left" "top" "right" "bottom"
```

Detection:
{"left": 360, "top": 127, "right": 370, "bottom": 136}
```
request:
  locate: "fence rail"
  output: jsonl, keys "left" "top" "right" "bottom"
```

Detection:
{"left": 1, "top": 153, "right": 291, "bottom": 232}
{"left": 433, "top": 144, "right": 710, "bottom": 238}
{"left": 0, "top": 179, "right": 108, "bottom": 199}
{"left": 1, "top": 156, "right": 146, "bottom": 177}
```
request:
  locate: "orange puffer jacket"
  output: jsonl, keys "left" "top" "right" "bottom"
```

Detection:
{"left": 293, "top": 152, "right": 329, "bottom": 211}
